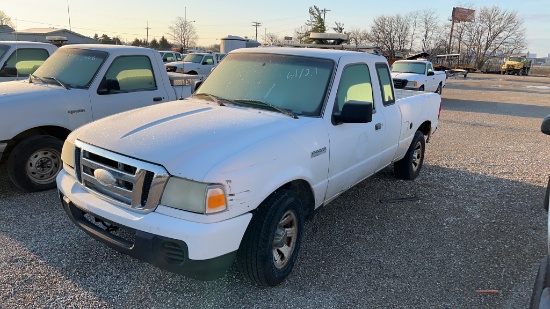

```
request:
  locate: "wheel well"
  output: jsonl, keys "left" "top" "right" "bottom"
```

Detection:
{"left": 417, "top": 121, "right": 431, "bottom": 139}
{"left": 4, "top": 126, "right": 70, "bottom": 160}
{"left": 279, "top": 180, "right": 315, "bottom": 221}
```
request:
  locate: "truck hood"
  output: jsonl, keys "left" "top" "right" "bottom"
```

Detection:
{"left": 391, "top": 72, "right": 420, "bottom": 80}
{"left": 0, "top": 80, "right": 66, "bottom": 99}
{"left": 73, "top": 98, "right": 313, "bottom": 180}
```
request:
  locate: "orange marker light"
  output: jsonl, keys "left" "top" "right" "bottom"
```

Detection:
{"left": 206, "top": 187, "right": 226, "bottom": 213}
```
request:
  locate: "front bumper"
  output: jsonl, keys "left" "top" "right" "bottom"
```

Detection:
{"left": 57, "top": 169, "right": 252, "bottom": 280}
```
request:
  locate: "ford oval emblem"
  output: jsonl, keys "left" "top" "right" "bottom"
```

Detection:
{"left": 94, "top": 169, "right": 116, "bottom": 187}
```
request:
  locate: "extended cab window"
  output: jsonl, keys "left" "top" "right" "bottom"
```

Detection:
{"left": 375, "top": 63, "right": 395, "bottom": 105}
{"left": 203, "top": 55, "right": 214, "bottom": 65}
{"left": 4, "top": 48, "right": 50, "bottom": 76}
{"left": 99, "top": 55, "right": 157, "bottom": 93}
{"left": 335, "top": 64, "right": 373, "bottom": 112}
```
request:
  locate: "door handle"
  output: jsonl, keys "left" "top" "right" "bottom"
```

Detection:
{"left": 375, "top": 123, "right": 383, "bottom": 130}
{"left": 153, "top": 97, "right": 163, "bottom": 102}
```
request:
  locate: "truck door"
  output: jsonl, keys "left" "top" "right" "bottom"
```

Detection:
{"left": 90, "top": 55, "right": 170, "bottom": 120}
{"left": 199, "top": 55, "right": 215, "bottom": 75}
{"left": 324, "top": 63, "right": 387, "bottom": 200}
{"left": 426, "top": 62, "right": 437, "bottom": 92}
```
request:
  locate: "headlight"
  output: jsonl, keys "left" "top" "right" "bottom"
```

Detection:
{"left": 161, "top": 177, "right": 227, "bottom": 214}
{"left": 61, "top": 138, "right": 76, "bottom": 168}
{"left": 406, "top": 80, "right": 418, "bottom": 88}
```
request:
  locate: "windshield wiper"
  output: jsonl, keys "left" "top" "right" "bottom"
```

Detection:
{"left": 233, "top": 99, "right": 298, "bottom": 119}
{"left": 193, "top": 93, "right": 227, "bottom": 106}
{"left": 43, "top": 76, "right": 70, "bottom": 90}
{"left": 29, "top": 74, "right": 45, "bottom": 84}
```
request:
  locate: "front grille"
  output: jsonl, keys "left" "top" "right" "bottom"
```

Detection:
{"left": 166, "top": 66, "right": 177, "bottom": 72}
{"left": 74, "top": 140, "right": 169, "bottom": 212}
{"left": 393, "top": 78, "right": 408, "bottom": 89}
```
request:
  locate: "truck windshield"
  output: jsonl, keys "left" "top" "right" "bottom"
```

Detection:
{"left": 391, "top": 62, "right": 426, "bottom": 74}
{"left": 184, "top": 54, "right": 204, "bottom": 63}
{"left": 508, "top": 57, "right": 523, "bottom": 62}
{"left": 0, "top": 44, "right": 9, "bottom": 59}
{"left": 196, "top": 53, "right": 334, "bottom": 117}
{"left": 31, "top": 48, "right": 108, "bottom": 89}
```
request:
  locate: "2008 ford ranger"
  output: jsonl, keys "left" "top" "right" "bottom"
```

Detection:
{"left": 57, "top": 46, "right": 441, "bottom": 286}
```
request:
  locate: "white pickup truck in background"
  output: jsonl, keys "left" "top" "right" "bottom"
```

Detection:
{"left": 391, "top": 59, "right": 446, "bottom": 94}
{"left": 0, "top": 44, "right": 199, "bottom": 192}
{"left": 165, "top": 52, "right": 225, "bottom": 76}
{"left": 0, "top": 41, "right": 57, "bottom": 82}
{"left": 57, "top": 46, "right": 441, "bottom": 286}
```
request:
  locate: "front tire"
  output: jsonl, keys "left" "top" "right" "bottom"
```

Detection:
{"left": 435, "top": 83, "right": 442, "bottom": 95}
{"left": 418, "top": 85, "right": 425, "bottom": 91}
{"left": 237, "top": 190, "right": 304, "bottom": 286}
{"left": 7, "top": 135, "right": 63, "bottom": 192}
{"left": 394, "top": 131, "right": 425, "bottom": 180}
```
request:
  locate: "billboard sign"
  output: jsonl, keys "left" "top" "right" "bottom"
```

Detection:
{"left": 452, "top": 7, "right": 475, "bottom": 22}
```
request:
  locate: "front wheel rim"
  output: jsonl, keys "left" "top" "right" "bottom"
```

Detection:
{"left": 26, "top": 148, "right": 61, "bottom": 184}
{"left": 272, "top": 209, "right": 298, "bottom": 269}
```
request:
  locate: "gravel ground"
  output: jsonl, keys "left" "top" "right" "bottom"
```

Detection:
{"left": 1, "top": 73, "right": 549, "bottom": 308}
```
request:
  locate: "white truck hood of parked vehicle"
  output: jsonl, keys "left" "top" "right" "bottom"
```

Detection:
{"left": 71, "top": 98, "right": 312, "bottom": 180}
{"left": 391, "top": 72, "right": 422, "bottom": 80}
{"left": 0, "top": 80, "right": 64, "bottom": 98}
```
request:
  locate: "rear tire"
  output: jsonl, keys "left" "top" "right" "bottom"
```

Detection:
{"left": 394, "top": 131, "right": 425, "bottom": 180}
{"left": 7, "top": 135, "right": 63, "bottom": 192}
{"left": 237, "top": 190, "right": 304, "bottom": 286}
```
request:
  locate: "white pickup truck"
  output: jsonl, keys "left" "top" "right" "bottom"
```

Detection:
{"left": 0, "top": 41, "right": 57, "bottom": 82}
{"left": 391, "top": 60, "right": 446, "bottom": 94}
{"left": 165, "top": 52, "right": 224, "bottom": 76}
{"left": 57, "top": 47, "right": 441, "bottom": 286}
{"left": 0, "top": 44, "right": 199, "bottom": 192}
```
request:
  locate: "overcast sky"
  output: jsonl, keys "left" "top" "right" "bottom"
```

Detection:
{"left": 3, "top": 0, "right": 550, "bottom": 57}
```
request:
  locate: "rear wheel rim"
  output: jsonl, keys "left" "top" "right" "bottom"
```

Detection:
{"left": 272, "top": 209, "right": 298, "bottom": 269}
{"left": 26, "top": 148, "right": 61, "bottom": 184}
{"left": 411, "top": 140, "right": 423, "bottom": 172}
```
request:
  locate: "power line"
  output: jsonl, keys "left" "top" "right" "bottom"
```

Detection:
{"left": 251, "top": 21, "right": 262, "bottom": 41}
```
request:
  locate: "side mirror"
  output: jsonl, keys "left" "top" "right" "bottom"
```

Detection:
{"left": 192, "top": 81, "right": 203, "bottom": 94}
{"left": 333, "top": 101, "right": 373, "bottom": 124}
{"left": 0, "top": 66, "right": 18, "bottom": 77}
{"left": 427, "top": 71, "right": 435, "bottom": 76}
{"left": 541, "top": 114, "right": 550, "bottom": 135}
{"left": 97, "top": 78, "right": 120, "bottom": 95}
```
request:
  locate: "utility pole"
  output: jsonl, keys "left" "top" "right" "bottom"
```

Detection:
{"left": 321, "top": 8, "right": 331, "bottom": 29}
{"left": 145, "top": 21, "right": 151, "bottom": 46}
{"left": 251, "top": 21, "right": 262, "bottom": 41}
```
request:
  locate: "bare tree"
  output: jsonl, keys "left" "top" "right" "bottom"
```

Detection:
{"left": 459, "top": 5, "right": 526, "bottom": 68}
{"left": 347, "top": 28, "right": 370, "bottom": 46}
{"left": 264, "top": 33, "right": 282, "bottom": 46}
{"left": 168, "top": 17, "right": 198, "bottom": 49}
{"left": 367, "top": 14, "right": 411, "bottom": 57}
{"left": 0, "top": 10, "right": 13, "bottom": 28}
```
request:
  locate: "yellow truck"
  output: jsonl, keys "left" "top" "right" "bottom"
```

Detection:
{"left": 501, "top": 55, "right": 532, "bottom": 76}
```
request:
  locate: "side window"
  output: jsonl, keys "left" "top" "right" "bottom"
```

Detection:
{"left": 176, "top": 53, "right": 182, "bottom": 61}
{"left": 427, "top": 63, "right": 433, "bottom": 73}
{"left": 375, "top": 63, "right": 395, "bottom": 105}
{"left": 335, "top": 64, "right": 373, "bottom": 112}
{"left": 98, "top": 55, "right": 157, "bottom": 94}
{"left": 5, "top": 48, "right": 50, "bottom": 75}
{"left": 204, "top": 55, "right": 214, "bottom": 65}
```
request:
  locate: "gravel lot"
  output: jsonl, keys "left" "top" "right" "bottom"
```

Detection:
{"left": 1, "top": 73, "right": 550, "bottom": 308}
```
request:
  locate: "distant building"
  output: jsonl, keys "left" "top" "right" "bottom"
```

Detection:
{"left": 0, "top": 25, "right": 14, "bottom": 33}
{"left": 0, "top": 28, "right": 97, "bottom": 45}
